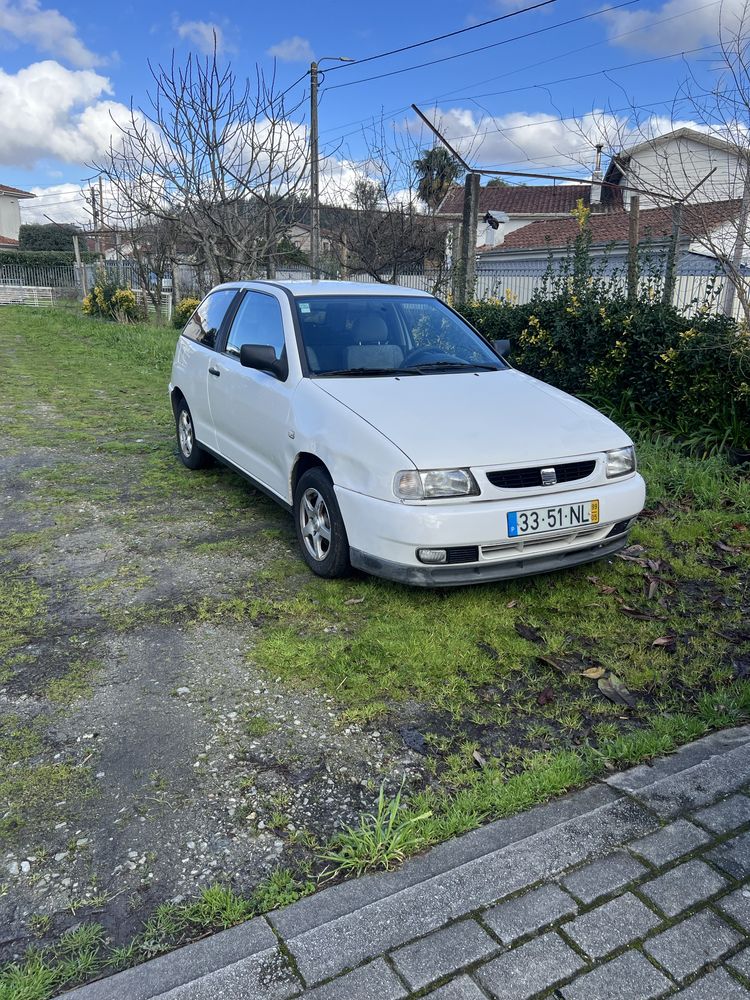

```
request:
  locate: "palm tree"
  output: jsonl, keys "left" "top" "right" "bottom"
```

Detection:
{"left": 413, "top": 147, "right": 462, "bottom": 213}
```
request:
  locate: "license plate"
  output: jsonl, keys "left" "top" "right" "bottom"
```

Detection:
{"left": 507, "top": 500, "right": 599, "bottom": 537}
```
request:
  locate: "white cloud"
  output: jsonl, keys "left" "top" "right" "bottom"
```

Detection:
{"left": 0, "top": 61, "right": 131, "bottom": 169}
{"left": 0, "top": 0, "right": 102, "bottom": 68}
{"left": 267, "top": 35, "right": 314, "bottom": 63}
{"left": 174, "top": 18, "right": 224, "bottom": 55}
{"left": 20, "top": 182, "right": 89, "bottom": 225}
{"left": 602, "top": 0, "right": 738, "bottom": 55}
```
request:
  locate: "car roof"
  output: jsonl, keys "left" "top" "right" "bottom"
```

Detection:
{"left": 212, "top": 279, "right": 434, "bottom": 299}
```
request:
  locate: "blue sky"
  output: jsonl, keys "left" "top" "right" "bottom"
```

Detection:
{"left": 0, "top": 0, "right": 732, "bottom": 223}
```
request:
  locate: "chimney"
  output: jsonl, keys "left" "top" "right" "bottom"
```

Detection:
{"left": 590, "top": 143, "right": 604, "bottom": 210}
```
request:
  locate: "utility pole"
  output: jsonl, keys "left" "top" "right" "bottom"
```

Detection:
{"left": 627, "top": 195, "right": 640, "bottom": 304}
{"left": 90, "top": 186, "right": 100, "bottom": 255}
{"left": 72, "top": 233, "right": 86, "bottom": 298}
{"left": 454, "top": 172, "right": 480, "bottom": 307}
{"left": 98, "top": 176, "right": 105, "bottom": 257}
{"left": 662, "top": 202, "right": 682, "bottom": 306}
{"left": 310, "top": 61, "right": 320, "bottom": 279}
{"left": 309, "top": 55, "right": 352, "bottom": 280}
{"left": 722, "top": 163, "right": 750, "bottom": 319}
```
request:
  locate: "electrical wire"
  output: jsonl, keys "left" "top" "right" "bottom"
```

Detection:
{"left": 323, "top": 0, "right": 560, "bottom": 71}
{"left": 324, "top": 0, "right": 643, "bottom": 92}
{"left": 315, "top": 0, "right": 719, "bottom": 142}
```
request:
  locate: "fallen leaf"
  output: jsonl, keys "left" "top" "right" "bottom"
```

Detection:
{"left": 619, "top": 605, "right": 666, "bottom": 621}
{"left": 537, "top": 686, "right": 555, "bottom": 706}
{"left": 715, "top": 540, "right": 740, "bottom": 555}
{"left": 732, "top": 523, "right": 747, "bottom": 532}
{"left": 344, "top": 597, "right": 365, "bottom": 605}
{"left": 652, "top": 635, "right": 676, "bottom": 648}
{"left": 647, "top": 559, "right": 662, "bottom": 572}
{"left": 581, "top": 666, "right": 606, "bottom": 679}
{"left": 617, "top": 553, "right": 649, "bottom": 566}
{"left": 506, "top": 599, "right": 518, "bottom": 608}
{"left": 536, "top": 654, "right": 565, "bottom": 674}
{"left": 515, "top": 622, "right": 543, "bottom": 644}
{"left": 472, "top": 749, "right": 487, "bottom": 769}
{"left": 476, "top": 641, "right": 499, "bottom": 661}
{"left": 646, "top": 577, "right": 659, "bottom": 601}
{"left": 598, "top": 673, "right": 636, "bottom": 708}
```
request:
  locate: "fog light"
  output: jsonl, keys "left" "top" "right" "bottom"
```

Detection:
{"left": 417, "top": 548, "right": 447, "bottom": 564}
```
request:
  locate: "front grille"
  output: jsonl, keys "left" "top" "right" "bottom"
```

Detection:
{"left": 487, "top": 459, "right": 596, "bottom": 490}
{"left": 445, "top": 546, "right": 479, "bottom": 564}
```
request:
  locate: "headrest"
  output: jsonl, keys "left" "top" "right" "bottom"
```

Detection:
{"left": 352, "top": 314, "right": 389, "bottom": 344}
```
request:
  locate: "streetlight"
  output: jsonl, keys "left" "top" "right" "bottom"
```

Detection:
{"left": 310, "top": 56, "right": 352, "bottom": 278}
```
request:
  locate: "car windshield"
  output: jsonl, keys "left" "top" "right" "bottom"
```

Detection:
{"left": 293, "top": 294, "right": 506, "bottom": 376}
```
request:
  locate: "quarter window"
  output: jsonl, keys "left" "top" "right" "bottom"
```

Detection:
{"left": 226, "top": 291, "right": 286, "bottom": 360}
{"left": 182, "top": 289, "right": 237, "bottom": 349}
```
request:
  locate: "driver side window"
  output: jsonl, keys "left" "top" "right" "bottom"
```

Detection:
{"left": 226, "top": 291, "right": 286, "bottom": 360}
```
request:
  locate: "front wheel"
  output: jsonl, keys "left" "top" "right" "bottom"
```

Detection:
{"left": 175, "top": 398, "right": 209, "bottom": 470}
{"left": 293, "top": 468, "right": 351, "bottom": 578}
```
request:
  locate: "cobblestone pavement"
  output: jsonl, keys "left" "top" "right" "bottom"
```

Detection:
{"left": 65, "top": 726, "right": 750, "bottom": 1000}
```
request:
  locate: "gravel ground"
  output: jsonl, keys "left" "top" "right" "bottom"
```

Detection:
{"left": 0, "top": 422, "right": 426, "bottom": 962}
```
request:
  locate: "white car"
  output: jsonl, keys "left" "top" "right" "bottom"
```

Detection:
{"left": 169, "top": 281, "right": 645, "bottom": 586}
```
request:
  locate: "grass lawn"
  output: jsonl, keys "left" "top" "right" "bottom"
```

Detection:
{"left": 0, "top": 304, "right": 749, "bottom": 997}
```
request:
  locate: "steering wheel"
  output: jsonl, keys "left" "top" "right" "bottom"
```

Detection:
{"left": 401, "top": 347, "right": 466, "bottom": 367}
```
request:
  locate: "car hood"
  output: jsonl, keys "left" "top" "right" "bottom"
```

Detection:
{"left": 315, "top": 369, "right": 631, "bottom": 469}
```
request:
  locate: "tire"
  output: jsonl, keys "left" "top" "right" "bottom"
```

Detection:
{"left": 293, "top": 467, "right": 351, "bottom": 579}
{"left": 175, "top": 398, "right": 209, "bottom": 470}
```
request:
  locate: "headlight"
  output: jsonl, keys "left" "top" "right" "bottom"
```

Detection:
{"left": 394, "top": 468, "right": 480, "bottom": 499}
{"left": 605, "top": 446, "right": 636, "bottom": 478}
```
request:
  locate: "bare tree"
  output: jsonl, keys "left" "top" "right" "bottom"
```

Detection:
{"left": 323, "top": 120, "right": 450, "bottom": 288}
{"left": 93, "top": 41, "right": 309, "bottom": 287}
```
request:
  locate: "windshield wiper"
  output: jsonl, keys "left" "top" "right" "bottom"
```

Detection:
{"left": 405, "top": 361, "right": 502, "bottom": 373}
{"left": 314, "top": 367, "right": 420, "bottom": 377}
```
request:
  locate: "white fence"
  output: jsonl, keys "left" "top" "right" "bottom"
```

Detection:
{"left": 0, "top": 285, "right": 55, "bottom": 306}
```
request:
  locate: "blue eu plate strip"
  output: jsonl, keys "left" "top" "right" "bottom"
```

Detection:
{"left": 507, "top": 511, "right": 518, "bottom": 537}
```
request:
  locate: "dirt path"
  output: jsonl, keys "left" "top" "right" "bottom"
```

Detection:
{"left": 0, "top": 336, "right": 423, "bottom": 963}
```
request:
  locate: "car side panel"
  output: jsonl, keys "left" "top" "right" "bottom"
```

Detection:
{"left": 287, "top": 380, "right": 416, "bottom": 505}
{"left": 170, "top": 337, "right": 217, "bottom": 451}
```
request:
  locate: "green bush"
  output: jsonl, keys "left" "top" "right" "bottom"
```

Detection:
{"left": 459, "top": 226, "right": 750, "bottom": 451}
{"left": 82, "top": 272, "right": 142, "bottom": 323}
{"left": 173, "top": 297, "right": 200, "bottom": 328}
{"left": 0, "top": 249, "right": 98, "bottom": 267}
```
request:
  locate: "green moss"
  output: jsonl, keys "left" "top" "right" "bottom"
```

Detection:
{"left": 0, "top": 575, "right": 47, "bottom": 661}
{"left": 45, "top": 660, "right": 102, "bottom": 706}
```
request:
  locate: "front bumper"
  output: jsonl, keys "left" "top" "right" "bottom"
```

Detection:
{"left": 335, "top": 474, "right": 645, "bottom": 588}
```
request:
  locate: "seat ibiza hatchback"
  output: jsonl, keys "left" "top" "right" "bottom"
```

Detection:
{"left": 169, "top": 280, "right": 645, "bottom": 586}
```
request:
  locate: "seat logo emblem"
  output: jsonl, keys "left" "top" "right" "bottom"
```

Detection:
{"left": 541, "top": 467, "right": 557, "bottom": 486}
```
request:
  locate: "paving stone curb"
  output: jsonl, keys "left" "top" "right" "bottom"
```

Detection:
{"left": 61, "top": 724, "right": 750, "bottom": 1000}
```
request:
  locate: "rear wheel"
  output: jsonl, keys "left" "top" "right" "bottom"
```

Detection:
{"left": 175, "top": 398, "right": 209, "bottom": 470}
{"left": 294, "top": 467, "right": 351, "bottom": 578}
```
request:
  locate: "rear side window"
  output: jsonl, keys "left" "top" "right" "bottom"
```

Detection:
{"left": 182, "top": 289, "right": 237, "bottom": 349}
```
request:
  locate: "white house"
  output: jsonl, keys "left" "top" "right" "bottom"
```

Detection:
{"left": 0, "top": 184, "right": 35, "bottom": 249}
{"left": 603, "top": 127, "right": 746, "bottom": 210}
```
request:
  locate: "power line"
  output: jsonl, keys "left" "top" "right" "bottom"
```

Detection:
{"left": 315, "top": 0, "right": 718, "bottom": 143}
{"left": 323, "top": 0, "right": 560, "bottom": 72}
{"left": 324, "top": 0, "right": 642, "bottom": 92}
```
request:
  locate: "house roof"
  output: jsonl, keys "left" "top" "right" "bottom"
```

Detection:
{"left": 0, "top": 183, "right": 35, "bottom": 199}
{"left": 623, "top": 126, "right": 738, "bottom": 160}
{"left": 438, "top": 183, "right": 591, "bottom": 217}
{"left": 0, "top": 234, "right": 19, "bottom": 246}
{"left": 480, "top": 198, "right": 741, "bottom": 254}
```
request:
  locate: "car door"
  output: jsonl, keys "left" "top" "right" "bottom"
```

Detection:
{"left": 173, "top": 287, "right": 239, "bottom": 450}
{"left": 208, "top": 288, "right": 294, "bottom": 499}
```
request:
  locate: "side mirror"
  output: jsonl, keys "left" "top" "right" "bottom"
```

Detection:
{"left": 493, "top": 338, "right": 511, "bottom": 359}
{"left": 239, "top": 343, "right": 288, "bottom": 380}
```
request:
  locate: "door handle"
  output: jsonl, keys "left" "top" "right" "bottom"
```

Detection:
{"left": 208, "top": 367, "right": 220, "bottom": 377}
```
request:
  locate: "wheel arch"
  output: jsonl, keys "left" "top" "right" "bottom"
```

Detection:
{"left": 291, "top": 452, "right": 331, "bottom": 498}
{"left": 170, "top": 386, "right": 187, "bottom": 418}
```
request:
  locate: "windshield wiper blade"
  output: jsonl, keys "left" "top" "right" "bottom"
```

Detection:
{"left": 314, "top": 367, "right": 419, "bottom": 377}
{"left": 405, "top": 361, "right": 501, "bottom": 373}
